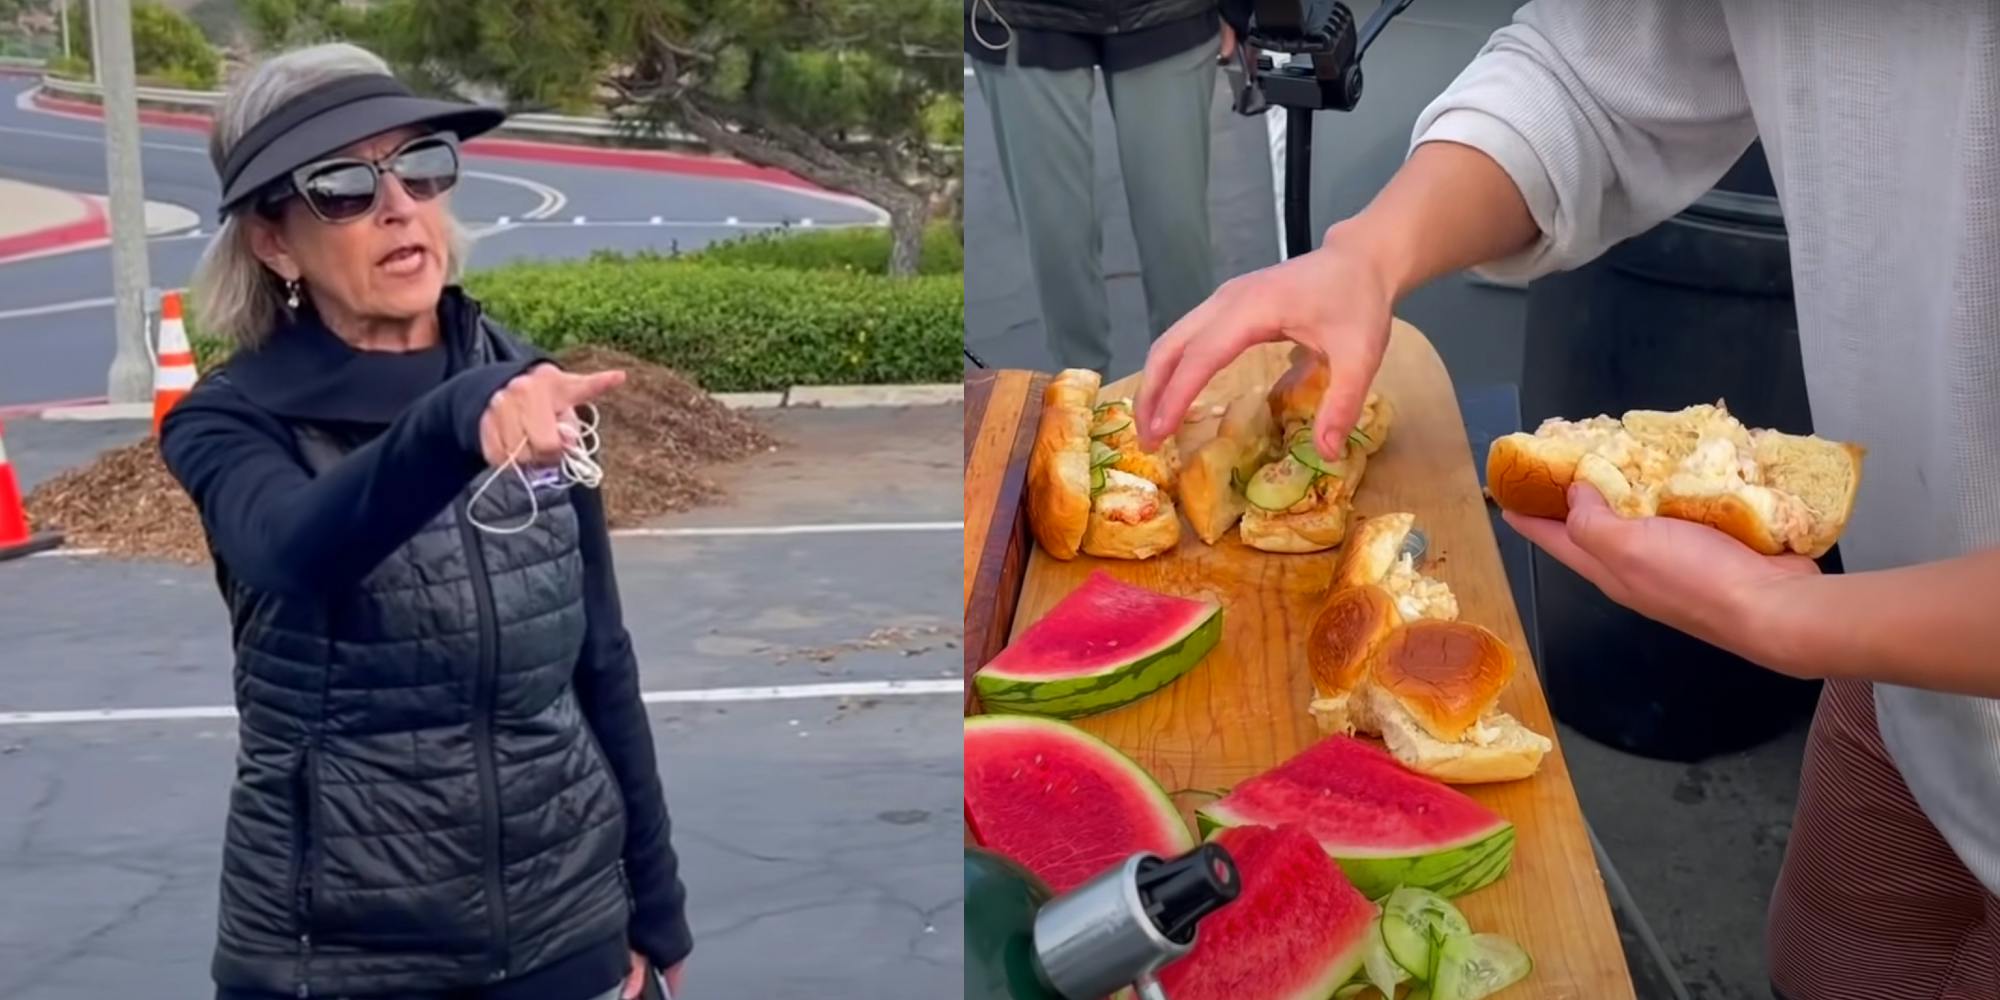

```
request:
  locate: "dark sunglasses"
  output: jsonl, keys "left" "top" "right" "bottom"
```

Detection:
{"left": 258, "top": 133, "right": 461, "bottom": 224}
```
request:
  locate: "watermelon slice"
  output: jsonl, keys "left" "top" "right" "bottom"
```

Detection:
{"left": 1196, "top": 735, "right": 1516, "bottom": 900}
{"left": 1157, "top": 824, "right": 1375, "bottom": 1000}
{"left": 975, "top": 571, "right": 1223, "bottom": 718}
{"left": 963, "top": 714, "right": 1195, "bottom": 893}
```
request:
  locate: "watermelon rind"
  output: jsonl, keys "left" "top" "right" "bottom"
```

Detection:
{"left": 963, "top": 715, "right": 1194, "bottom": 890}
{"left": 975, "top": 605, "right": 1223, "bottom": 718}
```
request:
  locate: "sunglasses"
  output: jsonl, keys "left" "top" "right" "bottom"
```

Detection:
{"left": 259, "top": 133, "right": 461, "bottom": 224}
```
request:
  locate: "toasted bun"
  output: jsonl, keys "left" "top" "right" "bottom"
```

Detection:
{"left": 1178, "top": 439, "right": 1248, "bottom": 546}
{"left": 1353, "top": 393, "right": 1393, "bottom": 456}
{"left": 1331, "top": 511, "right": 1415, "bottom": 590}
{"left": 1365, "top": 688, "right": 1551, "bottom": 784}
{"left": 1026, "top": 369, "right": 1098, "bottom": 560}
{"left": 1752, "top": 430, "right": 1866, "bottom": 558}
{"left": 1239, "top": 451, "right": 1368, "bottom": 554}
{"left": 1366, "top": 619, "right": 1515, "bottom": 743}
{"left": 1079, "top": 499, "right": 1182, "bottom": 559}
{"left": 1177, "top": 392, "right": 1279, "bottom": 545}
{"left": 1483, "top": 432, "right": 1584, "bottom": 520}
{"left": 1239, "top": 502, "right": 1354, "bottom": 553}
{"left": 1305, "top": 584, "right": 1401, "bottom": 734}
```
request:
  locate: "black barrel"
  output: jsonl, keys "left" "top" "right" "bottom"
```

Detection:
{"left": 1518, "top": 142, "right": 1831, "bottom": 762}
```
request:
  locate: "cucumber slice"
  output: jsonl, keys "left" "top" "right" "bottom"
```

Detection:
{"left": 1090, "top": 466, "right": 1107, "bottom": 494}
{"left": 1408, "top": 989, "right": 1432, "bottom": 1000}
{"left": 1363, "top": 917, "right": 1412, "bottom": 996}
{"left": 1431, "top": 933, "right": 1532, "bottom": 1000}
{"left": 1289, "top": 436, "right": 1340, "bottom": 476}
{"left": 1090, "top": 440, "right": 1119, "bottom": 469}
{"left": 1333, "top": 986, "right": 1370, "bottom": 1000}
{"left": 1350, "top": 426, "right": 1373, "bottom": 450}
{"left": 1091, "top": 416, "right": 1134, "bottom": 438}
{"left": 1382, "top": 887, "right": 1472, "bottom": 980}
{"left": 1243, "top": 456, "right": 1314, "bottom": 511}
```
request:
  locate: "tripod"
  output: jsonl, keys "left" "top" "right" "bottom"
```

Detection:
{"left": 1227, "top": 0, "right": 1416, "bottom": 259}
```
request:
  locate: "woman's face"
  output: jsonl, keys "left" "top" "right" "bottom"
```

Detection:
{"left": 249, "top": 125, "right": 455, "bottom": 328}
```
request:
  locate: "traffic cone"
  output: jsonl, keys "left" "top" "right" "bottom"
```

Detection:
{"left": 0, "top": 418, "right": 62, "bottom": 562}
{"left": 152, "top": 290, "right": 197, "bottom": 436}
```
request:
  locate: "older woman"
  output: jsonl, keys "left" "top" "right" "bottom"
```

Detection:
{"left": 160, "top": 44, "right": 691, "bottom": 1000}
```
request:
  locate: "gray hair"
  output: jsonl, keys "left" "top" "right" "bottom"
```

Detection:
{"left": 190, "top": 42, "right": 472, "bottom": 349}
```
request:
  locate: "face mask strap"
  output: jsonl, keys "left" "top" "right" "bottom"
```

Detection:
{"left": 466, "top": 403, "right": 603, "bottom": 535}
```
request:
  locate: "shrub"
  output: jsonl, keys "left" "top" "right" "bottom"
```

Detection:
{"left": 683, "top": 223, "right": 962, "bottom": 277}
{"left": 68, "top": 0, "right": 221, "bottom": 91}
{"left": 462, "top": 257, "right": 961, "bottom": 391}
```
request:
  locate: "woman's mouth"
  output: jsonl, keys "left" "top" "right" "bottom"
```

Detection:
{"left": 378, "top": 245, "right": 426, "bottom": 276}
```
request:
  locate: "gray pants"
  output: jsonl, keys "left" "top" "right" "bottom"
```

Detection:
{"left": 974, "top": 35, "right": 1221, "bottom": 373}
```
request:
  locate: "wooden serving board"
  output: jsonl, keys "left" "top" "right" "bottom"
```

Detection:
{"left": 973, "top": 323, "right": 1636, "bottom": 999}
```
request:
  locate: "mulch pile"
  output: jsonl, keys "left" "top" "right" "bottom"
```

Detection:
{"left": 22, "top": 346, "right": 777, "bottom": 565}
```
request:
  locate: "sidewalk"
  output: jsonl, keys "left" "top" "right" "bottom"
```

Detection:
{"left": 0, "top": 177, "right": 199, "bottom": 263}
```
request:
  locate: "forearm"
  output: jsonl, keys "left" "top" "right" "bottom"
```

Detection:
{"left": 1332, "top": 140, "right": 1540, "bottom": 300}
{"left": 161, "top": 360, "right": 535, "bottom": 596}
{"left": 1753, "top": 551, "right": 2000, "bottom": 698}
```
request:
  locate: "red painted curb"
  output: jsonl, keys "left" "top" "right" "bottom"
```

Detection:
{"left": 0, "top": 394, "right": 109, "bottom": 420}
{"left": 32, "top": 89, "right": 829, "bottom": 191}
{"left": 0, "top": 189, "right": 107, "bottom": 262}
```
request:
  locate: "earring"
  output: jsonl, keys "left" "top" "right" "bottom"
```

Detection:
{"left": 285, "top": 278, "right": 301, "bottom": 310}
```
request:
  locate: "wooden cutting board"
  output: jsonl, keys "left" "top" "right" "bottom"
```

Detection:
{"left": 979, "top": 322, "right": 1636, "bottom": 999}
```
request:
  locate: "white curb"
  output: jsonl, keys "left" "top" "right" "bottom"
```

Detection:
{"left": 785, "top": 384, "right": 963, "bottom": 408}
{"left": 712, "top": 391, "right": 787, "bottom": 410}
{"left": 38, "top": 402, "right": 150, "bottom": 421}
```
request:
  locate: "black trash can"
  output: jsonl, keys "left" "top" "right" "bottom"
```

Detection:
{"left": 1518, "top": 142, "right": 1831, "bottom": 763}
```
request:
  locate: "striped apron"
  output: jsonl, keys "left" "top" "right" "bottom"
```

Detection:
{"left": 1767, "top": 679, "right": 2000, "bottom": 999}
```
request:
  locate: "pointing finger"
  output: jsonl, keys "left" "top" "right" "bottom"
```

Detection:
{"left": 559, "top": 369, "right": 626, "bottom": 405}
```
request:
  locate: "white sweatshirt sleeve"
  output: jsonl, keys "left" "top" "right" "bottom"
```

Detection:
{"left": 1409, "top": 0, "right": 1760, "bottom": 282}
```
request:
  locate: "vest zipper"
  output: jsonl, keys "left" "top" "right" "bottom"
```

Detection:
{"left": 455, "top": 497, "right": 510, "bottom": 980}
{"left": 293, "top": 744, "right": 319, "bottom": 998}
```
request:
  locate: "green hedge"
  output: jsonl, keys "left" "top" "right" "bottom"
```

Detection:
{"left": 680, "top": 223, "right": 962, "bottom": 276}
{"left": 187, "top": 228, "right": 963, "bottom": 391}
{"left": 462, "top": 258, "right": 960, "bottom": 391}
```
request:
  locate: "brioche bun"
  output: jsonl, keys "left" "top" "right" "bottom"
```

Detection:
{"left": 1178, "top": 391, "right": 1279, "bottom": 545}
{"left": 1305, "top": 584, "right": 1401, "bottom": 734}
{"left": 1366, "top": 619, "right": 1515, "bottom": 743}
{"left": 1238, "top": 449, "right": 1368, "bottom": 554}
{"left": 1364, "top": 686, "right": 1552, "bottom": 784}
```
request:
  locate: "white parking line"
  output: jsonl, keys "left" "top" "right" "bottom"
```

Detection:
{"left": 0, "top": 679, "right": 964, "bottom": 727}
{"left": 615, "top": 521, "right": 962, "bottom": 538}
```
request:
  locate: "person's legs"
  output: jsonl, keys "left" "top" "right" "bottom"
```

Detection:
{"left": 1766, "top": 678, "right": 2000, "bottom": 999}
{"left": 1103, "top": 34, "right": 1222, "bottom": 341}
{"left": 973, "top": 48, "right": 1112, "bottom": 373}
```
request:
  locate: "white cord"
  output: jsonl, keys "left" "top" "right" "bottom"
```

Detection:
{"left": 969, "top": 0, "right": 1014, "bottom": 51}
{"left": 467, "top": 403, "right": 604, "bottom": 535}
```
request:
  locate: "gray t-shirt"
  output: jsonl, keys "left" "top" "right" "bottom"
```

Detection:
{"left": 1410, "top": 0, "right": 2000, "bottom": 891}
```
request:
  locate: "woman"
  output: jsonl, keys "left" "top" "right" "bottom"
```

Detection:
{"left": 1131, "top": 2, "right": 1998, "bottom": 997}
{"left": 159, "top": 43, "right": 692, "bottom": 1000}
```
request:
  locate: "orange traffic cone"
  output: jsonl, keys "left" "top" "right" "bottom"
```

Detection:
{"left": 0, "top": 418, "right": 62, "bottom": 562}
{"left": 152, "top": 290, "right": 197, "bottom": 436}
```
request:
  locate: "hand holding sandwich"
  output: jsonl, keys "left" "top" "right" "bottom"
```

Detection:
{"left": 1506, "top": 482, "right": 1822, "bottom": 667}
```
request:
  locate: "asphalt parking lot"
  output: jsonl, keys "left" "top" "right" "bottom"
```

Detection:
{"left": 0, "top": 404, "right": 963, "bottom": 1000}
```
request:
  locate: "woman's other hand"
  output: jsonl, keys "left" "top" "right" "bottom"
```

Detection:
{"left": 478, "top": 364, "right": 625, "bottom": 468}
{"left": 1134, "top": 228, "right": 1397, "bottom": 460}
{"left": 621, "top": 949, "right": 687, "bottom": 997}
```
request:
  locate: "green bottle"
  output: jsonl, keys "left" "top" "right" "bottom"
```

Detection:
{"left": 964, "top": 843, "right": 1240, "bottom": 1000}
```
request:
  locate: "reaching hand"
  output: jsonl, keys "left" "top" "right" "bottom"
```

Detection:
{"left": 620, "top": 950, "right": 688, "bottom": 998}
{"left": 477, "top": 364, "right": 624, "bottom": 469}
{"left": 1502, "top": 483, "right": 1822, "bottom": 663}
{"left": 1134, "top": 235, "right": 1398, "bottom": 460}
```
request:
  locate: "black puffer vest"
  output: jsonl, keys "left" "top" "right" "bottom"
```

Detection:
{"left": 967, "top": 0, "right": 1218, "bottom": 36}
{"left": 209, "top": 321, "right": 632, "bottom": 996}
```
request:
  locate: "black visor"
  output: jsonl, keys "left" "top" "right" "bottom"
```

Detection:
{"left": 215, "top": 73, "right": 505, "bottom": 220}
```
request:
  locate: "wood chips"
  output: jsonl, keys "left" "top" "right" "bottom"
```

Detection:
{"left": 22, "top": 346, "right": 777, "bottom": 565}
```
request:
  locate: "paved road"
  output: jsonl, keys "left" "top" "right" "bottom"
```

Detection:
{"left": 0, "top": 77, "right": 883, "bottom": 408}
{"left": 0, "top": 404, "right": 961, "bottom": 999}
